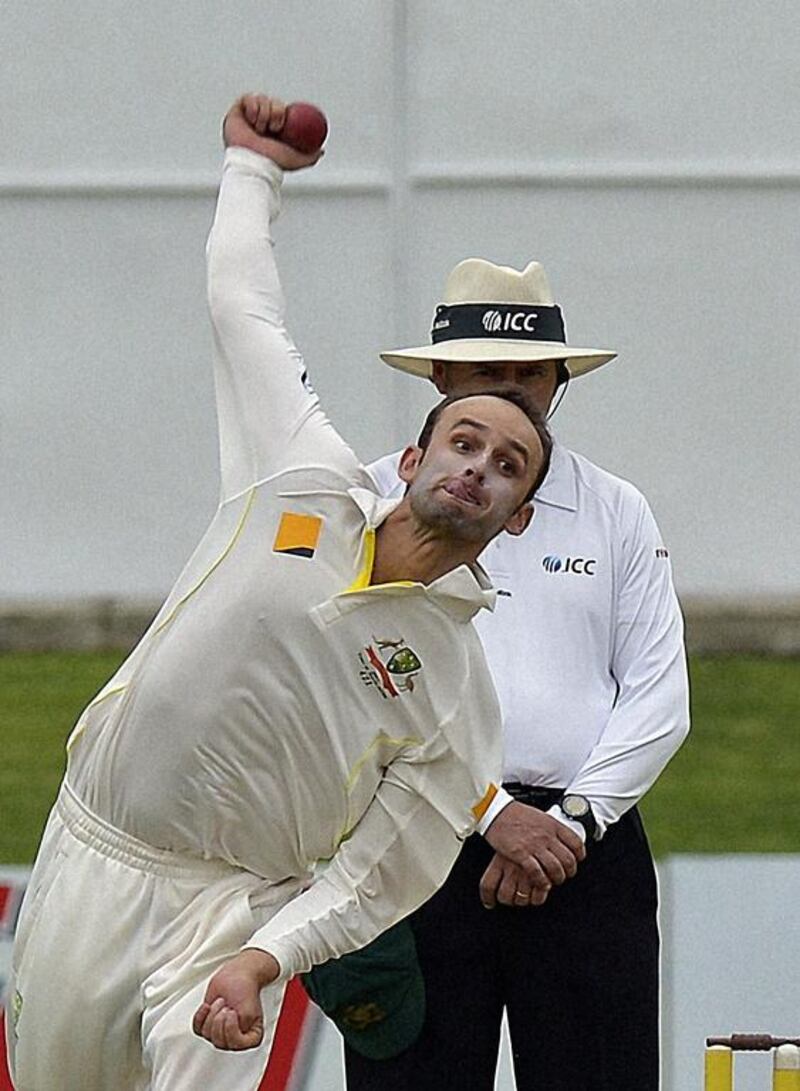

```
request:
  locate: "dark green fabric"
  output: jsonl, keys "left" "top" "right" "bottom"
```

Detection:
{"left": 301, "top": 920, "right": 425, "bottom": 1059}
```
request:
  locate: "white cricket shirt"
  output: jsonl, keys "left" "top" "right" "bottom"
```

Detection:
{"left": 65, "top": 148, "right": 502, "bottom": 979}
{"left": 369, "top": 436, "right": 690, "bottom": 837}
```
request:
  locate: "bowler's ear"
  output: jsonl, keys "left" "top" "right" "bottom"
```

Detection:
{"left": 503, "top": 502, "right": 534, "bottom": 537}
{"left": 398, "top": 445, "right": 423, "bottom": 485}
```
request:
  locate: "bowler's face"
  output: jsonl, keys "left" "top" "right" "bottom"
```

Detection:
{"left": 401, "top": 395, "right": 542, "bottom": 545}
{"left": 432, "top": 360, "right": 560, "bottom": 415}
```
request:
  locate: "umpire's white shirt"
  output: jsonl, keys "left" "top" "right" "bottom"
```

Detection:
{"left": 368, "top": 440, "right": 690, "bottom": 837}
{"left": 64, "top": 148, "right": 502, "bottom": 980}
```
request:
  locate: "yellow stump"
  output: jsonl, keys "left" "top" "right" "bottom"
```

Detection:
{"left": 705, "top": 1044, "right": 733, "bottom": 1091}
{"left": 774, "top": 1044, "right": 800, "bottom": 1091}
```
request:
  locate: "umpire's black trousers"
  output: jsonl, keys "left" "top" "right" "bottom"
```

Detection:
{"left": 344, "top": 801, "right": 659, "bottom": 1091}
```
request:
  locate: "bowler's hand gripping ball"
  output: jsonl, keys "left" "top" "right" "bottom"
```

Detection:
{"left": 277, "top": 102, "right": 328, "bottom": 154}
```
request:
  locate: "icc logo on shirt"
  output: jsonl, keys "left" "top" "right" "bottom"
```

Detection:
{"left": 542, "top": 555, "right": 596, "bottom": 576}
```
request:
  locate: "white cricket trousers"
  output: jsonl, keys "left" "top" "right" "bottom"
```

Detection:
{"left": 6, "top": 782, "right": 297, "bottom": 1090}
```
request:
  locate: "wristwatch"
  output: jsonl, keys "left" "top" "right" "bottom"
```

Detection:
{"left": 559, "top": 794, "right": 599, "bottom": 842}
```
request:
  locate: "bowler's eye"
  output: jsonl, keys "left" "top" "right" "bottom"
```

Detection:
{"left": 499, "top": 459, "right": 516, "bottom": 475}
{"left": 454, "top": 438, "right": 472, "bottom": 452}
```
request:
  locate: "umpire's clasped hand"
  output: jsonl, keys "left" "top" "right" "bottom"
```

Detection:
{"left": 480, "top": 801, "right": 585, "bottom": 909}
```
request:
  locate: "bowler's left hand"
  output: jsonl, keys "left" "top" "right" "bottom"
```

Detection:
{"left": 192, "top": 948, "right": 280, "bottom": 1051}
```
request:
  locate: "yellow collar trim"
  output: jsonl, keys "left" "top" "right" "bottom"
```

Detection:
{"left": 347, "top": 528, "right": 376, "bottom": 591}
{"left": 343, "top": 527, "right": 418, "bottom": 595}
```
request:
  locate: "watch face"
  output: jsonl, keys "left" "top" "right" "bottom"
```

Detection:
{"left": 561, "top": 794, "right": 590, "bottom": 819}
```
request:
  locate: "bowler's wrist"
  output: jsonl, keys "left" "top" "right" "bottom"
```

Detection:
{"left": 238, "top": 947, "right": 281, "bottom": 987}
{"left": 224, "top": 145, "right": 284, "bottom": 184}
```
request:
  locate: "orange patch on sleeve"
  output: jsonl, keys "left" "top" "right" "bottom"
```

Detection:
{"left": 273, "top": 512, "right": 323, "bottom": 558}
{"left": 471, "top": 782, "right": 499, "bottom": 822}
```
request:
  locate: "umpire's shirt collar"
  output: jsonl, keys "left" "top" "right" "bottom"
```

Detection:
{"left": 534, "top": 440, "right": 578, "bottom": 512}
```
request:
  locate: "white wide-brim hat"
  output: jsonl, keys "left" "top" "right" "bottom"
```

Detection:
{"left": 380, "top": 258, "right": 616, "bottom": 379}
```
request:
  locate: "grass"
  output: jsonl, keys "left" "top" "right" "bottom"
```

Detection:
{"left": 1, "top": 652, "right": 799, "bottom": 863}
{"left": 0, "top": 651, "right": 125, "bottom": 863}
{"left": 641, "top": 656, "right": 800, "bottom": 855}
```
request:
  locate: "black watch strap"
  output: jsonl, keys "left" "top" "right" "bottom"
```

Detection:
{"left": 559, "top": 794, "right": 599, "bottom": 842}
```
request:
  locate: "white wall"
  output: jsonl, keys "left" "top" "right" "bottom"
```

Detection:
{"left": 659, "top": 855, "right": 800, "bottom": 1091}
{"left": 2, "top": 1, "right": 799, "bottom": 601}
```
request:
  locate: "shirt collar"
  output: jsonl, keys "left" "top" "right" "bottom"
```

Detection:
{"left": 347, "top": 486, "right": 403, "bottom": 529}
{"left": 345, "top": 487, "right": 497, "bottom": 622}
{"left": 426, "top": 561, "right": 497, "bottom": 621}
{"left": 533, "top": 440, "right": 577, "bottom": 511}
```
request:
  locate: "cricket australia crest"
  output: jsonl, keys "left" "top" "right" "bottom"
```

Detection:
{"left": 359, "top": 636, "right": 422, "bottom": 699}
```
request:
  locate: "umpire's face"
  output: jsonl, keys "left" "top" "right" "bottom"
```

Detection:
{"left": 431, "top": 359, "right": 560, "bottom": 414}
{"left": 399, "top": 395, "right": 541, "bottom": 546}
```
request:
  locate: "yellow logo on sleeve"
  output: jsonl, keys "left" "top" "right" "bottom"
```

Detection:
{"left": 273, "top": 512, "right": 323, "bottom": 559}
{"left": 471, "top": 783, "right": 498, "bottom": 822}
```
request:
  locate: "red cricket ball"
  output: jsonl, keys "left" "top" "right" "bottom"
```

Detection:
{"left": 279, "top": 102, "right": 328, "bottom": 154}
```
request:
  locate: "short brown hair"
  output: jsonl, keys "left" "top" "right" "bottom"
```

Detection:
{"left": 415, "top": 387, "right": 552, "bottom": 504}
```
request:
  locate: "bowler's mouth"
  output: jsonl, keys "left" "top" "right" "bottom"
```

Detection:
{"left": 442, "top": 478, "right": 483, "bottom": 507}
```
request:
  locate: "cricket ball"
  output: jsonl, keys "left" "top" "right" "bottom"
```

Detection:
{"left": 279, "top": 102, "right": 328, "bottom": 154}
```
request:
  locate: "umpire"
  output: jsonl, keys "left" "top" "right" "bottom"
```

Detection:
{"left": 340, "top": 258, "right": 690, "bottom": 1089}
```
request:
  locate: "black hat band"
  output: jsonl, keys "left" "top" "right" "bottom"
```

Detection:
{"left": 431, "top": 303, "right": 566, "bottom": 345}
